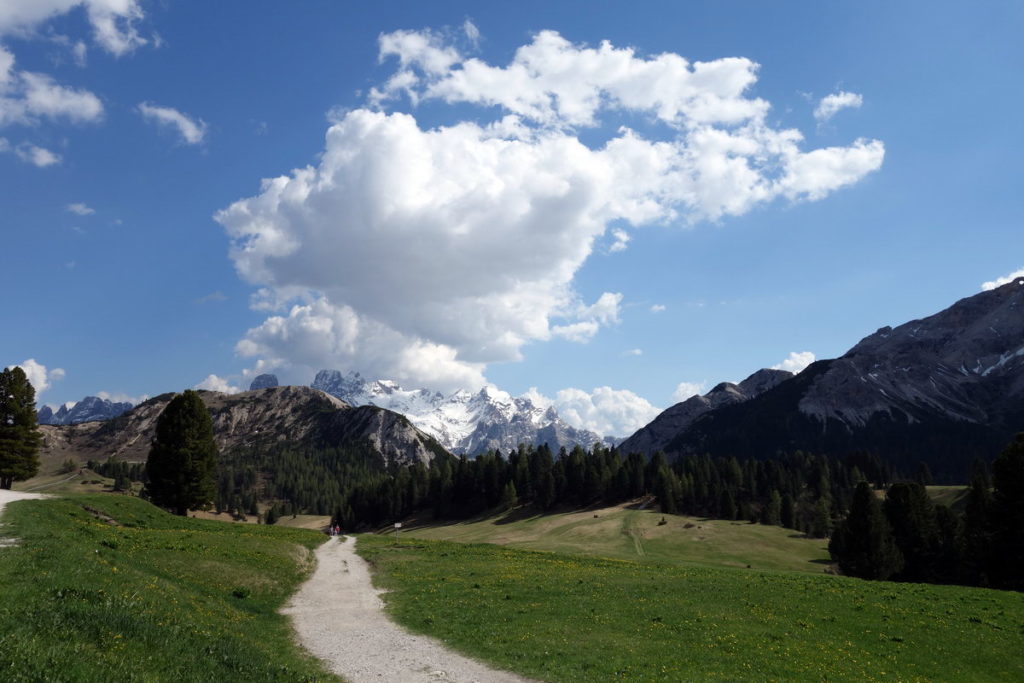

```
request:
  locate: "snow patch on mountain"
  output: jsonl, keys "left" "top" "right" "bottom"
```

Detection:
{"left": 311, "top": 370, "right": 616, "bottom": 455}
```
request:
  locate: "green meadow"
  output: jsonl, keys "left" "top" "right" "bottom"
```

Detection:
{"left": 0, "top": 495, "right": 333, "bottom": 682}
{"left": 405, "top": 503, "right": 830, "bottom": 573}
{"left": 358, "top": 532, "right": 1024, "bottom": 682}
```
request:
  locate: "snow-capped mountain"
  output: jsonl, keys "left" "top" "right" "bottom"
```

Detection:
{"left": 38, "top": 396, "right": 134, "bottom": 425}
{"left": 311, "top": 369, "right": 615, "bottom": 455}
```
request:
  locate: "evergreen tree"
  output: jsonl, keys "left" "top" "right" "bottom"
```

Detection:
{"left": 0, "top": 366, "right": 42, "bottom": 489}
{"left": 990, "top": 433, "right": 1024, "bottom": 590}
{"left": 962, "top": 472, "right": 994, "bottom": 585}
{"left": 883, "top": 482, "right": 939, "bottom": 582}
{"left": 764, "top": 490, "right": 782, "bottom": 526}
{"left": 809, "top": 497, "right": 832, "bottom": 538}
{"left": 781, "top": 494, "right": 796, "bottom": 529}
{"left": 500, "top": 481, "right": 518, "bottom": 510}
{"left": 145, "top": 390, "right": 218, "bottom": 516}
{"left": 829, "top": 482, "right": 903, "bottom": 580}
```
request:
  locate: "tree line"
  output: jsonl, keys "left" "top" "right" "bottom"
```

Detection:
{"left": 829, "top": 433, "right": 1024, "bottom": 591}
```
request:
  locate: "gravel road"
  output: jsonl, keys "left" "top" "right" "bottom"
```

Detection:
{"left": 282, "top": 535, "right": 531, "bottom": 683}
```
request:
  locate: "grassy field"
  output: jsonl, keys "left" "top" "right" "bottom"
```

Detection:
{"left": 0, "top": 494, "right": 334, "bottom": 681}
{"left": 404, "top": 504, "right": 831, "bottom": 574}
{"left": 358, "top": 534, "right": 1024, "bottom": 682}
{"left": 926, "top": 485, "right": 969, "bottom": 510}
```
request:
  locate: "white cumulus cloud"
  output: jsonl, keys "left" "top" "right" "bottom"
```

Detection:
{"left": 97, "top": 390, "right": 148, "bottom": 405}
{"left": 982, "top": 268, "right": 1024, "bottom": 291}
{"left": 650, "top": 304, "right": 667, "bottom": 313}
{"left": 772, "top": 351, "right": 816, "bottom": 374}
{"left": 195, "top": 374, "right": 242, "bottom": 394}
{"left": 814, "top": 91, "right": 863, "bottom": 122}
{"left": 15, "top": 142, "right": 61, "bottom": 166}
{"left": 8, "top": 358, "right": 64, "bottom": 395}
{"left": 0, "top": 47, "right": 104, "bottom": 127}
{"left": 218, "top": 28, "right": 884, "bottom": 393}
{"left": 672, "top": 381, "right": 706, "bottom": 403}
{"left": 0, "top": 1, "right": 148, "bottom": 56}
{"left": 138, "top": 102, "right": 207, "bottom": 145}
{"left": 542, "top": 386, "right": 661, "bottom": 437}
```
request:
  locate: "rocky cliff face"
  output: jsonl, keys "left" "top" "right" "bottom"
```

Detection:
{"left": 38, "top": 396, "right": 134, "bottom": 425}
{"left": 619, "top": 369, "right": 792, "bottom": 456}
{"left": 798, "top": 278, "right": 1024, "bottom": 426}
{"left": 653, "top": 278, "right": 1024, "bottom": 479}
{"left": 312, "top": 370, "right": 612, "bottom": 455}
{"left": 248, "top": 374, "right": 279, "bottom": 390}
{"left": 38, "top": 386, "right": 445, "bottom": 467}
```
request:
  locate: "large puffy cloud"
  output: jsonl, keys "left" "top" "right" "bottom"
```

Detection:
{"left": 235, "top": 298, "right": 487, "bottom": 394}
{"left": 8, "top": 358, "right": 65, "bottom": 395}
{"left": 529, "top": 386, "right": 661, "bottom": 437}
{"left": 219, "top": 29, "right": 884, "bottom": 392}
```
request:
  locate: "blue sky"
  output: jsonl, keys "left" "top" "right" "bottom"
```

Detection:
{"left": 2, "top": 1, "right": 1022, "bottom": 436}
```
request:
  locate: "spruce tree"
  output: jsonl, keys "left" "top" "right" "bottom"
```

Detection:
{"left": 145, "top": 390, "right": 218, "bottom": 516}
{"left": 883, "top": 482, "right": 939, "bottom": 582}
{"left": 829, "top": 482, "right": 903, "bottom": 580}
{"left": 0, "top": 366, "right": 42, "bottom": 489}
{"left": 990, "top": 433, "right": 1024, "bottom": 590}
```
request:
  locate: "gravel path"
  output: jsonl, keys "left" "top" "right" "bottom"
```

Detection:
{"left": 0, "top": 489, "right": 47, "bottom": 547}
{"left": 282, "top": 535, "right": 531, "bottom": 683}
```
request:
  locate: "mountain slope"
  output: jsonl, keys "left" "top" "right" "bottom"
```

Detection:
{"left": 660, "top": 278, "right": 1024, "bottom": 479}
{"left": 619, "top": 369, "right": 792, "bottom": 456}
{"left": 39, "top": 386, "right": 446, "bottom": 467}
{"left": 312, "top": 370, "right": 612, "bottom": 455}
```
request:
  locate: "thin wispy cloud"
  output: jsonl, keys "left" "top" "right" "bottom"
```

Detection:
{"left": 138, "top": 102, "right": 207, "bottom": 145}
{"left": 67, "top": 202, "right": 95, "bottom": 215}
{"left": 814, "top": 91, "right": 863, "bottom": 122}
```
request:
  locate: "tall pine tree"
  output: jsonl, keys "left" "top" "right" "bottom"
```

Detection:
{"left": 145, "top": 390, "right": 218, "bottom": 516}
{"left": 829, "top": 482, "right": 903, "bottom": 580}
{"left": 0, "top": 366, "right": 42, "bottom": 490}
{"left": 990, "top": 433, "right": 1024, "bottom": 590}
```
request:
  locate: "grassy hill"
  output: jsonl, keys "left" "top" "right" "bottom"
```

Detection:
{"left": 358, "top": 534, "right": 1024, "bottom": 682}
{"left": 0, "top": 494, "right": 334, "bottom": 681}
{"left": 403, "top": 503, "right": 830, "bottom": 574}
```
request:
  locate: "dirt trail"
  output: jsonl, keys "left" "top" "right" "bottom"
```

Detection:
{"left": 0, "top": 489, "right": 48, "bottom": 547}
{"left": 282, "top": 535, "right": 530, "bottom": 683}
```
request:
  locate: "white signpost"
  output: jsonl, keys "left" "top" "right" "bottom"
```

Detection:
{"left": 394, "top": 521, "right": 401, "bottom": 543}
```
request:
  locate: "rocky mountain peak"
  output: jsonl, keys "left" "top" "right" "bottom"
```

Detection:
{"left": 38, "top": 396, "right": 134, "bottom": 426}
{"left": 310, "top": 369, "right": 614, "bottom": 455}
{"left": 249, "top": 373, "right": 279, "bottom": 390}
{"left": 618, "top": 368, "right": 792, "bottom": 456}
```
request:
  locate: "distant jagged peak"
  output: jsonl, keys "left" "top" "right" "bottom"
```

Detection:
{"left": 37, "top": 395, "right": 134, "bottom": 425}
{"left": 249, "top": 373, "right": 279, "bottom": 390}
{"left": 309, "top": 368, "right": 611, "bottom": 455}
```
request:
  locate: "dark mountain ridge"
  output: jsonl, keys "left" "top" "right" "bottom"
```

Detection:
{"left": 646, "top": 278, "right": 1024, "bottom": 481}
